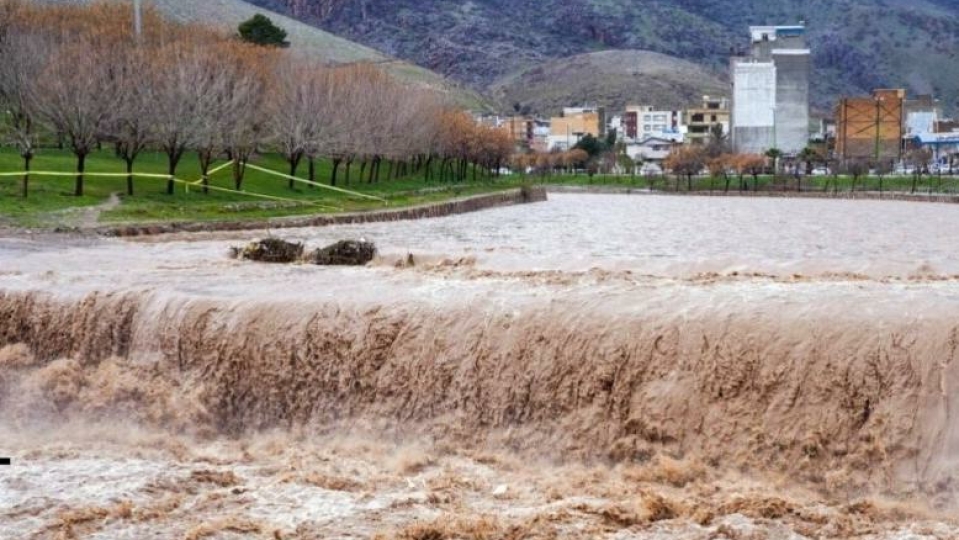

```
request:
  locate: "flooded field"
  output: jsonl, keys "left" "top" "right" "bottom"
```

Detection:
{"left": 2, "top": 194, "right": 959, "bottom": 538}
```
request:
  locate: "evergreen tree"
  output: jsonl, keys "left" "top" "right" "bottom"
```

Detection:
{"left": 238, "top": 14, "right": 289, "bottom": 48}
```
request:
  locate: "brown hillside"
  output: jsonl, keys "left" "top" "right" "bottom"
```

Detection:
{"left": 489, "top": 50, "right": 729, "bottom": 116}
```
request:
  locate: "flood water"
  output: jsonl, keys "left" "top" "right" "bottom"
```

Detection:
{"left": 2, "top": 194, "right": 959, "bottom": 539}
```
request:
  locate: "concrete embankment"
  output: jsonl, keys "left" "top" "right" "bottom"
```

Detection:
{"left": 95, "top": 187, "right": 547, "bottom": 237}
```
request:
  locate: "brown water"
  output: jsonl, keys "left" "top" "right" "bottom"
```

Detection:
{"left": 2, "top": 194, "right": 959, "bottom": 538}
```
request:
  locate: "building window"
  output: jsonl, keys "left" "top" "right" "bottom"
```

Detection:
{"left": 711, "top": 115, "right": 717, "bottom": 122}
{"left": 691, "top": 114, "right": 704, "bottom": 123}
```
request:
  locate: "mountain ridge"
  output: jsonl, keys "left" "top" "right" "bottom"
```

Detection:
{"left": 249, "top": 0, "right": 959, "bottom": 114}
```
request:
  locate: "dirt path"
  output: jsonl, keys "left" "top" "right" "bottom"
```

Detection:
{"left": 32, "top": 192, "right": 122, "bottom": 231}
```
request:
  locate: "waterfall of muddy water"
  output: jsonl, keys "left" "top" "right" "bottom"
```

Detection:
{"left": 2, "top": 194, "right": 959, "bottom": 538}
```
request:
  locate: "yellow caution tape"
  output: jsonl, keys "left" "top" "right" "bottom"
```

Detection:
{"left": 168, "top": 176, "right": 342, "bottom": 211}
{"left": 188, "top": 161, "right": 234, "bottom": 185}
{"left": 243, "top": 163, "right": 389, "bottom": 204}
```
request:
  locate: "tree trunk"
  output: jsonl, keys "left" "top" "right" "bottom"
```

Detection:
{"left": 22, "top": 154, "right": 32, "bottom": 198}
{"left": 75, "top": 152, "right": 86, "bottom": 197}
{"left": 198, "top": 151, "right": 213, "bottom": 195}
{"left": 308, "top": 157, "right": 316, "bottom": 188}
{"left": 287, "top": 153, "right": 302, "bottom": 189}
{"left": 166, "top": 150, "right": 182, "bottom": 195}
{"left": 360, "top": 160, "right": 367, "bottom": 184}
{"left": 345, "top": 159, "right": 352, "bottom": 185}
{"left": 331, "top": 158, "right": 340, "bottom": 187}
{"left": 233, "top": 158, "right": 247, "bottom": 191}
{"left": 125, "top": 158, "right": 135, "bottom": 196}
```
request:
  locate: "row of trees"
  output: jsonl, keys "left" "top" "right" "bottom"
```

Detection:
{"left": 0, "top": 1, "right": 513, "bottom": 198}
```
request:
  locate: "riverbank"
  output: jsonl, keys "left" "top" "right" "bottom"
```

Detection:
{"left": 95, "top": 186, "right": 546, "bottom": 237}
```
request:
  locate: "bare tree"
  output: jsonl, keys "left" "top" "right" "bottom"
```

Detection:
{"left": 191, "top": 44, "right": 255, "bottom": 194}
{"left": 219, "top": 42, "right": 272, "bottom": 191}
{"left": 35, "top": 37, "right": 119, "bottom": 196}
{"left": 0, "top": 28, "right": 48, "bottom": 197}
{"left": 108, "top": 46, "right": 155, "bottom": 196}
{"left": 267, "top": 58, "right": 321, "bottom": 189}
{"left": 149, "top": 43, "right": 208, "bottom": 194}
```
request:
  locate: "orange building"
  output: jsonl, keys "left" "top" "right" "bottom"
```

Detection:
{"left": 548, "top": 107, "right": 604, "bottom": 150}
{"left": 834, "top": 89, "right": 905, "bottom": 160}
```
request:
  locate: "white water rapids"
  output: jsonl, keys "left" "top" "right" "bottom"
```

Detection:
{"left": 1, "top": 194, "right": 958, "bottom": 539}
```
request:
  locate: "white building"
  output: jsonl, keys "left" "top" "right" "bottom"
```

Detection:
{"left": 731, "top": 24, "right": 810, "bottom": 155}
{"left": 621, "top": 105, "right": 685, "bottom": 143}
{"left": 625, "top": 136, "right": 682, "bottom": 171}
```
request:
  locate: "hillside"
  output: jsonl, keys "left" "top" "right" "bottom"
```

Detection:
{"left": 490, "top": 50, "right": 729, "bottom": 116}
{"left": 249, "top": 0, "right": 959, "bottom": 113}
{"left": 53, "top": 0, "right": 488, "bottom": 109}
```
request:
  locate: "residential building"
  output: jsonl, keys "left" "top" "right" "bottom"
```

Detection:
{"left": 625, "top": 136, "right": 683, "bottom": 173}
{"left": 903, "top": 95, "right": 941, "bottom": 137}
{"left": 731, "top": 24, "right": 810, "bottom": 155}
{"left": 684, "top": 95, "right": 730, "bottom": 146}
{"left": 834, "top": 89, "right": 905, "bottom": 161}
{"left": 501, "top": 116, "right": 535, "bottom": 147}
{"left": 622, "top": 105, "right": 684, "bottom": 141}
{"left": 909, "top": 114, "right": 959, "bottom": 166}
{"left": 530, "top": 121, "right": 551, "bottom": 153}
{"left": 548, "top": 106, "right": 605, "bottom": 150}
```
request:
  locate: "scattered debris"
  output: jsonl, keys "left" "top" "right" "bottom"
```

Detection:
{"left": 229, "top": 238, "right": 304, "bottom": 263}
{"left": 308, "top": 240, "right": 377, "bottom": 266}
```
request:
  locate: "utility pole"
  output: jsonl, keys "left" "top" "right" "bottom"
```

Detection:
{"left": 133, "top": 0, "right": 142, "bottom": 41}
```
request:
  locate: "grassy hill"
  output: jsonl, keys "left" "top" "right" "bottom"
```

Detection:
{"left": 489, "top": 50, "right": 729, "bottom": 116}
{"left": 248, "top": 0, "right": 959, "bottom": 113}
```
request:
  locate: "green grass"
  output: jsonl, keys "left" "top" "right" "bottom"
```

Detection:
{"left": 0, "top": 148, "right": 523, "bottom": 228}
{"left": 4, "top": 147, "right": 958, "bottom": 229}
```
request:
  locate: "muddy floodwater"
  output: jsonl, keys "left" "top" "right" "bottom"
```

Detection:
{"left": 2, "top": 194, "right": 959, "bottom": 539}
